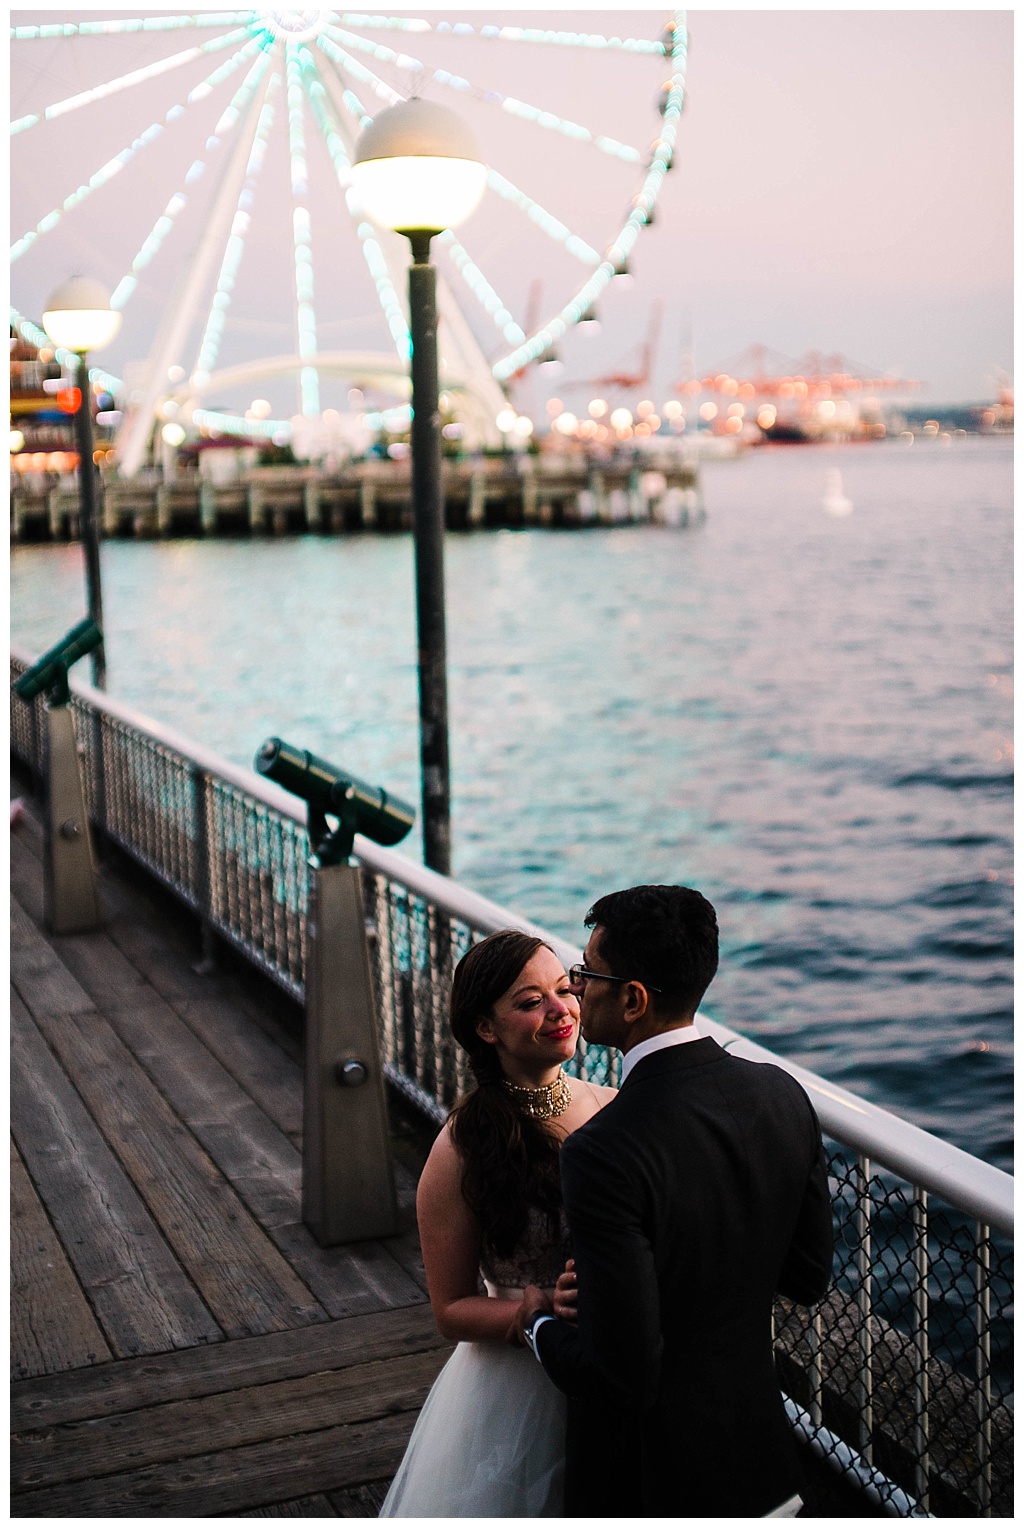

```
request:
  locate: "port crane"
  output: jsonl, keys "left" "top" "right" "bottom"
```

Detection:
{"left": 562, "top": 299, "right": 664, "bottom": 393}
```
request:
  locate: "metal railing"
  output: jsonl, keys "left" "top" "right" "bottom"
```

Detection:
{"left": 10, "top": 648, "right": 1013, "bottom": 1517}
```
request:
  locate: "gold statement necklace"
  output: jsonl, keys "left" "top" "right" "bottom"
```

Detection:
{"left": 502, "top": 1069, "right": 572, "bottom": 1120}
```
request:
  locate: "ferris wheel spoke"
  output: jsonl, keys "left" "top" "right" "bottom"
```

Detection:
{"left": 316, "top": 31, "right": 404, "bottom": 107}
{"left": 420, "top": 63, "right": 642, "bottom": 164}
{"left": 110, "top": 47, "right": 273, "bottom": 311}
{"left": 192, "top": 78, "right": 279, "bottom": 383}
{"left": 11, "top": 14, "right": 260, "bottom": 42}
{"left": 328, "top": 14, "right": 666, "bottom": 56}
{"left": 322, "top": 22, "right": 422, "bottom": 77}
{"left": 493, "top": 19, "right": 688, "bottom": 382}
{"left": 116, "top": 62, "right": 274, "bottom": 477}
{"left": 10, "top": 24, "right": 256, "bottom": 136}
{"left": 299, "top": 49, "right": 410, "bottom": 360}
{"left": 285, "top": 41, "right": 320, "bottom": 416}
{"left": 486, "top": 170, "right": 600, "bottom": 267}
{"left": 10, "top": 36, "right": 268, "bottom": 265}
{"left": 435, "top": 231, "right": 524, "bottom": 348}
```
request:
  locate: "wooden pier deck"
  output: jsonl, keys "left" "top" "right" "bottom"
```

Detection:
{"left": 10, "top": 791, "right": 450, "bottom": 1517}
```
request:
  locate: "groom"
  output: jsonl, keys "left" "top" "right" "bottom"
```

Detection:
{"left": 515, "top": 885, "right": 833, "bottom": 1518}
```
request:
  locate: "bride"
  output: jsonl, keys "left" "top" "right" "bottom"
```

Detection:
{"left": 379, "top": 929, "right": 616, "bottom": 1518}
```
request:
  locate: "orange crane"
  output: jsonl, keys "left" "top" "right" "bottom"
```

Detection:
{"left": 562, "top": 299, "right": 664, "bottom": 392}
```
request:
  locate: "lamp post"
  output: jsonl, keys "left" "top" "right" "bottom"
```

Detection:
{"left": 352, "top": 100, "right": 486, "bottom": 877}
{"left": 42, "top": 278, "right": 122, "bottom": 690}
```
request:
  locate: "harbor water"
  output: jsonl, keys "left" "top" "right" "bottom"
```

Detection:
{"left": 11, "top": 437, "right": 1012, "bottom": 1173}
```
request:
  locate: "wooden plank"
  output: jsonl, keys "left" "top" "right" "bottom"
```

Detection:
{"left": 11, "top": 1408, "right": 419, "bottom": 1517}
{"left": 326, "top": 1481, "right": 391, "bottom": 1517}
{"left": 10, "top": 897, "right": 94, "bottom": 1016}
{"left": 13, "top": 1346, "right": 447, "bottom": 1490}
{"left": 10, "top": 990, "right": 223, "bottom": 1357}
{"left": 175, "top": 994, "right": 304, "bottom": 1142}
{"left": 9, "top": 816, "right": 46, "bottom": 924}
{"left": 11, "top": 1298, "right": 446, "bottom": 1432}
{"left": 10, "top": 1137, "right": 114, "bottom": 1380}
{"left": 84, "top": 960, "right": 425, "bottom": 1318}
{"left": 19, "top": 984, "right": 328, "bottom": 1341}
{"left": 239, "top": 1494, "right": 340, "bottom": 1516}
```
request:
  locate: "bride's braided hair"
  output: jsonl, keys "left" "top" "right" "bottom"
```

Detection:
{"left": 448, "top": 930, "right": 564, "bottom": 1259}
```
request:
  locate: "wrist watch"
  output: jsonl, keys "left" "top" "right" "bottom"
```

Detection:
{"left": 523, "top": 1309, "right": 554, "bottom": 1361}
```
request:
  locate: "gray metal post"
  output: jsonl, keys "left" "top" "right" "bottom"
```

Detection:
{"left": 74, "top": 352, "right": 106, "bottom": 690}
{"left": 302, "top": 860, "right": 399, "bottom": 1246}
{"left": 408, "top": 231, "right": 452, "bottom": 877}
{"left": 44, "top": 703, "right": 102, "bottom": 934}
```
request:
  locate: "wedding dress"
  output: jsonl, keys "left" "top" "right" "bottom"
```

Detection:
{"left": 379, "top": 1206, "right": 571, "bottom": 1517}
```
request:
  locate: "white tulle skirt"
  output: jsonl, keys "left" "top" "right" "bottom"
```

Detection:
{"left": 379, "top": 1338, "right": 567, "bottom": 1517}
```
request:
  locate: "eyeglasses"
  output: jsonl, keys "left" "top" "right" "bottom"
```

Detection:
{"left": 568, "top": 965, "right": 662, "bottom": 996}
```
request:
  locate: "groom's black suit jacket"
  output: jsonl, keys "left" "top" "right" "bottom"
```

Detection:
{"left": 536, "top": 1036, "right": 833, "bottom": 1517}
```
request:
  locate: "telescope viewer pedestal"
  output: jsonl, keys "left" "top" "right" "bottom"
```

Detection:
{"left": 303, "top": 858, "right": 400, "bottom": 1247}
{"left": 44, "top": 701, "right": 103, "bottom": 935}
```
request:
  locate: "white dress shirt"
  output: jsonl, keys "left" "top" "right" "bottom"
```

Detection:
{"left": 619, "top": 1020, "right": 704, "bottom": 1083}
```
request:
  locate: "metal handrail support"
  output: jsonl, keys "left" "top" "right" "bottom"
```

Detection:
{"left": 855, "top": 1155, "right": 874, "bottom": 1465}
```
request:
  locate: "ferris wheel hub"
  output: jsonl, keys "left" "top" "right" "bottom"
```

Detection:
{"left": 258, "top": 9, "right": 330, "bottom": 45}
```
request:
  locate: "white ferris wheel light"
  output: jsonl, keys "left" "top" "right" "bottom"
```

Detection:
{"left": 258, "top": 10, "right": 331, "bottom": 45}
{"left": 352, "top": 99, "right": 487, "bottom": 234}
{"left": 42, "top": 277, "right": 122, "bottom": 353}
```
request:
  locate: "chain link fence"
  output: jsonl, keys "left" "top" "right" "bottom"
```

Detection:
{"left": 10, "top": 654, "right": 1011, "bottom": 1516}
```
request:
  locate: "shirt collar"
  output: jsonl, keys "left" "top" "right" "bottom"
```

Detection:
{"left": 620, "top": 1021, "right": 703, "bottom": 1083}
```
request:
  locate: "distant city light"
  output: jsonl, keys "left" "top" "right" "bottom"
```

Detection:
{"left": 663, "top": 399, "right": 683, "bottom": 419}
{"left": 162, "top": 421, "right": 186, "bottom": 445}
{"left": 588, "top": 398, "right": 608, "bottom": 418}
{"left": 609, "top": 406, "right": 632, "bottom": 429}
{"left": 553, "top": 411, "right": 578, "bottom": 434}
{"left": 496, "top": 408, "right": 517, "bottom": 432}
{"left": 699, "top": 402, "right": 718, "bottom": 421}
{"left": 249, "top": 398, "right": 272, "bottom": 418}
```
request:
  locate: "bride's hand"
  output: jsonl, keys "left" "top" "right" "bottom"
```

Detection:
{"left": 554, "top": 1259, "right": 578, "bottom": 1323}
{"left": 506, "top": 1285, "right": 553, "bottom": 1346}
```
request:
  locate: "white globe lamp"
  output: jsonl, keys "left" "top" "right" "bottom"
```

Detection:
{"left": 42, "top": 276, "right": 121, "bottom": 354}
{"left": 351, "top": 98, "right": 486, "bottom": 234}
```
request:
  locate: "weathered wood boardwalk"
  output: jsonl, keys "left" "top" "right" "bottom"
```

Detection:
{"left": 10, "top": 793, "right": 450, "bottom": 1517}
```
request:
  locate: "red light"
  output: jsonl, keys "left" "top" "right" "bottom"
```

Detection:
{"left": 57, "top": 387, "right": 82, "bottom": 414}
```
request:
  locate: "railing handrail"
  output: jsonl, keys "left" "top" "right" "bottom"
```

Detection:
{"left": 11, "top": 643, "right": 1013, "bottom": 1237}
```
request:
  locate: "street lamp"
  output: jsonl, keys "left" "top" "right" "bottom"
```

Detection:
{"left": 42, "top": 277, "right": 122, "bottom": 689}
{"left": 352, "top": 100, "right": 486, "bottom": 876}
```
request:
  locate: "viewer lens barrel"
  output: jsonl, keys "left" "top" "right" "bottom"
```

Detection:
{"left": 254, "top": 736, "right": 415, "bottom": 848}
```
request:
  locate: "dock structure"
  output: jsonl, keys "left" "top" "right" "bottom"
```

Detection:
{"left": 10, "top": 795, "right": 449, "bottom": 1518}
{"left": 10, "top": 453, "right": 704, "bottom": 542}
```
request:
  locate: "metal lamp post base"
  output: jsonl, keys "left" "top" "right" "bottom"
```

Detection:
{"left": 44, "top": 703, "right": 103, "bottom": 934}
{"left": 302, "top": 860, "right": 399, "bottom": 1246}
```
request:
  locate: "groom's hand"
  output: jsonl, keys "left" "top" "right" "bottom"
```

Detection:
{"left": 506, "top": 1285, "right": 553, "bottom": 1346}
{"left": 554, "top": 1259, "right": 578, "bottom": 1322}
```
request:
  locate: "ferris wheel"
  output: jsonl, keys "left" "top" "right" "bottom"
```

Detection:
{"left": 10, "top": 9, "right": 688, "bottom": 470}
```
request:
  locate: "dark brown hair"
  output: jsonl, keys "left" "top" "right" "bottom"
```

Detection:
{"left": 448, "top": 930, "right": 563, "bottom": 1258}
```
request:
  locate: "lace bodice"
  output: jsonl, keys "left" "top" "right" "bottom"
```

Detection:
{"left": 479, "top": 1205, "right": 571, "bottom": 1295}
